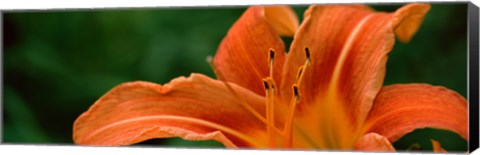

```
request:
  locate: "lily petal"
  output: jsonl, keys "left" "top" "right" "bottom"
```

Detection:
{"left": 431, "top": 139, "right": 447, "bottom": 153}
{"left": 73, "top": 73, "right": 268, "bottom": 148}
{"left": 264, "top": 6, "right": 300, "bottom": 36}
{"left": 393, "top": 4, "right": 431, "bottom": 42}
{"left": 281, "top": 4, "right": 429, "bottom": 148}
{"left": 213, "top": 6, "right": 298, "bottom": 95}
{"left": 354, "top": 133, "right": 395, "bottom": 152}
{"left": 362, "top": 84, "right": 468, "bottom": 143}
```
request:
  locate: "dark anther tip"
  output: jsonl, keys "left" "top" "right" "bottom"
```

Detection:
{"left": 263, "top": 80, "right": 270, "bottom": 90}
{"left": 304, "top": 47, "right": 311, "bottom": 60}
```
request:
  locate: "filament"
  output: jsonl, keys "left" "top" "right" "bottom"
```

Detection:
{"left": 284, "top": 84, "right": 300, "bottom": 148}
{"left": 263, "top": 77, "right": 277, "bottom": 147}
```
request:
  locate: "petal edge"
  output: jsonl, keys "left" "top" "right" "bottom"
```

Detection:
{"left": 213, "top": 6, "right": 290, "bottom": 95}
{"left": 363, "top": 84, "right": 468, "bottom": 142}
{"left": 355, "top": 132, "right": 395, "bottom": 152}
{"left": 393, "top": 3, "right": 430, "bottom": 42}
{"left": 73, "top": 74, "right": 268, "bottom": 147}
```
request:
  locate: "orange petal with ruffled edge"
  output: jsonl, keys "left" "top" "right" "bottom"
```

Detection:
{"left": 362, "top": 84, "right": 468, "bottom": 144}
{"left": 73, "top": 73, "right": 269, "bottom": 148}
{"left": 280, "top": 4, "right": 430, "bottom": 148}
{"left": 354, "top": 133, "right": 395, "bottom": 152}
{"left": 213, "top": 6, "right": 299, "bottom": 96}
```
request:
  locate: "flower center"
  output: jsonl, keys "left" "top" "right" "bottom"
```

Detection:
{"left": 207, "top": 48, "right": 311, "bottom": 148}
{"left": 262, "top": 47, "right": 311, "bottom": 148}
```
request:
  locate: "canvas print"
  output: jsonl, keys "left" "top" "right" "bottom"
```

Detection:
{"left": 3, "top": 2, "right": 469, "bottom": 153}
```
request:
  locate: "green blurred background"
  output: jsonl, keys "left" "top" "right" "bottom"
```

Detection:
{"left": 2, "top": 3, "right": 468, "bottom": 152}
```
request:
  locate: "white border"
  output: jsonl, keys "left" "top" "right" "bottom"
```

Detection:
{"left": 1, "top": 0, "right": 478, "bottom": 155}
{"left": 0, "top": 145, "right": 442, "bottom": 155}
{"left": 0, "top": 0, "right": 470, "bottom": 10}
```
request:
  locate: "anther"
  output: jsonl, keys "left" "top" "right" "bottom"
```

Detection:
{"left": 268, "top": 48, "right": 275, "bottom": 67}
{"left": 263, "top": 77, "right": 276, "bottom": 94}
{"left": 304, "top": 47, "right": 311, "bottom": 65}
{"left": 270, "top": 80, "right": 276, "bottom": 94}
{"left": 263, "top": 79, "right": 270, "bottom": 92}
{"left": 292, "top": 84, "right": 300, "bottom": 102}
{"left": 268, "top": 48, "right": 275, "bottom": 78}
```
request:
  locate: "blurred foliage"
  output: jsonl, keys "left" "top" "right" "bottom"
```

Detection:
{"left": 3, "top": 2, "right": 467, "bottom": 152}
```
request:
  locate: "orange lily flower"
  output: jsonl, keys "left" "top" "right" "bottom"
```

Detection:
{"left": 73, "top": 3, "right": 468, "bottom": 152}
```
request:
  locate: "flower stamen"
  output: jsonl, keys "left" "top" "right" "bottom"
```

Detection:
{"left": 304, "top": 47, "right": 311, "bottom": 65}
{"left": 292, "top": 84, "right": 300, "bottom": 102}
{"left": 264, "top": 48, "right": 279, "bottom": 148}
{"left": 284, "top": 84, "right": 300, "bottom": 148}
{"left": 283, "top": 47, "right": 311, "bottom": 148}
{"left": 263, "top": 77, "right": 277, "bottom": 147}
{"left": 268, "top": 48, "right": 275, "bottom": 78}
{"left": 207, "top": 56, "right": 282, "bottom": 136}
